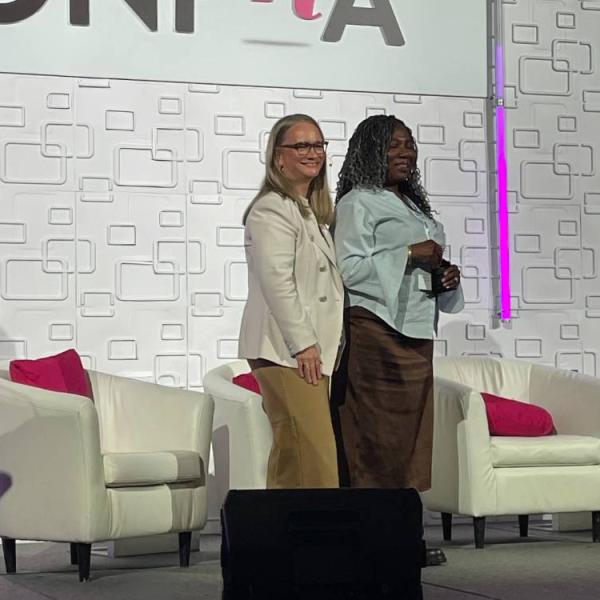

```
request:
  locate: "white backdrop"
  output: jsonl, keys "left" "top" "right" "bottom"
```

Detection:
{"left": 0, "top": 0, "right": 599, "bottom": 385}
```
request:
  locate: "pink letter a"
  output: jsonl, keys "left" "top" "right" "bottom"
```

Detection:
{"left": 252, "top": 0, "right": 322, "bottom": 21}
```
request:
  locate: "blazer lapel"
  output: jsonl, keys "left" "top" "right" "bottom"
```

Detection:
{"left": 309, "top": 220, "right": 337, "bottom": 267}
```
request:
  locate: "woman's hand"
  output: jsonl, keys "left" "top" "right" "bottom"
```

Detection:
{"left": 408, "top": 240, "right": 444, "bottom": 270}
{"left": 441, "top": 263, "right": 461, "bottom": 290}
{"left": 295, "top": 345, "right": 323, "bottom": 385}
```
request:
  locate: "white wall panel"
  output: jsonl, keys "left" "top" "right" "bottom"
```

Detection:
{"left": 501, "top": 0, "right": 600, "bottom": 374}
{"left": 0, "top": 75, "right": 489, "bottom": 384}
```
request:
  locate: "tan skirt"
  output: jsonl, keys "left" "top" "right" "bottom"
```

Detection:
{"left": 336, "top": 306, "right": 434, "bottom": 491}
{"left": 249, "top": 359, "right": 339, "bottom": 489}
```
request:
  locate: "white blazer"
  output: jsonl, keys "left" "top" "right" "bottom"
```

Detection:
{"left": 238, "top": 192, "right": 344, "bottom": 376}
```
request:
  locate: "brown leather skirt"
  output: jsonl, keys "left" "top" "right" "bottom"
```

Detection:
{"left": 334, "top": 306, "right": 434, "bottom": 491}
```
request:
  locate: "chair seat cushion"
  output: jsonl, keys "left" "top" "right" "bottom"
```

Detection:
{"left": 491, "top": 435, "right": 600, "bottom": 468}
{"left": 103, "top": 450, "right": 204, "bottom": 487}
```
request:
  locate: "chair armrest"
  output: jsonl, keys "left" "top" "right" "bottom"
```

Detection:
{"left": 0, "top": 379, "right": 109, "bottom": 542}
{"left": 203, "top": 368, "right": 271, "bottom": 493}
{"left": 90, "top": 372, "right": 214, "bottom": 464}
{"left": 423, "top": 376, "right": 497, "bottom": 517}
{"left": 211, "top": 390, "right": 271, "bottom": 490}
{"left": 530, "top": 365, "right": 600, "bottom": 436}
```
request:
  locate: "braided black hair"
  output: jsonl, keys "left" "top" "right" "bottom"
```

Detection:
{"left": 335, "top": 114, "right": 433, "bottom": 218}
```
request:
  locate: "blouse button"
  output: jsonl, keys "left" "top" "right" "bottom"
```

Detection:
{"left": 319, "top": 296, "right": 327, "bottom": 302}
{"left": 319, "top": 266, "right": 327, "bottom": 272}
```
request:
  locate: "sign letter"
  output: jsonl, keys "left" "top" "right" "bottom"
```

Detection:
{"left": 175, "top": 0, "right": 194, "bottom": 33}
{"left": 70, "top": 0, "right": 157, "bottom": 30}
{"left": 0, "top": 0, "right": 47, "bottom": 24}
{"left": 70, "top": 0, "right": 193, "bottom": 32}
{"left": 252, "top": 0, "right": 321, "bottom": 21}
{"left": 70, "top": 0, "right": 89, "bottom": 25}
{"left": 322, "top": 0, "right": 405, "bottom": 46}
{"left": 121, "top": 0, "right": 157, "bottom": 31}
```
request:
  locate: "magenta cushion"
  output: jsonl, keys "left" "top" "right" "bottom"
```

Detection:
{"left": 9, "top": 349, "right": 93, "bottom": 400}
{"left": 232, "top": 372, "right": 261, "bottom": 395}
{"left": 481, "top": 392, "right": 555, "bottom": 436}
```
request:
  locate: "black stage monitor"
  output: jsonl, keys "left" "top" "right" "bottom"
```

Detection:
{"left": 220, "top": 488, "right": 424, "bottom": 599}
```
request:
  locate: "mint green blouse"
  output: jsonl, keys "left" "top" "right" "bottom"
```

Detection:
{"left": 334, "top": 187, "right": 464, "bottom": 339}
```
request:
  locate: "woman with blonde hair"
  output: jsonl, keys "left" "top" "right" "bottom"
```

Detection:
{"left": 238, "top": 114, "right": 344, "bottom": 488}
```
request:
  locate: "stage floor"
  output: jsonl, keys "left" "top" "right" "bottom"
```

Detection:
{"left": 1, "top": 520, "right": 599, "bottom": 599}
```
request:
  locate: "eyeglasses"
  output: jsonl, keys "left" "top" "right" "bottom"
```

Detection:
{"left": 278, "top": 141, "right": 329, "bottom": 156}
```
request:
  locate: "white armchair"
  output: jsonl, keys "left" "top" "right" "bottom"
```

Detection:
{"left": 203, "top": 360, "right": 271, "bottom": 509}
{"left": 0, "top": 366, "right": 214, "bottom": 580}
{"left": 424, "top": 356, "right": 600, "bottom": 548}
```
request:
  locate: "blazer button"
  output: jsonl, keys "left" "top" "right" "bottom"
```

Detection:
{"left": 319, "top": 296, "right": 327, "bottom": 302}
{"left": 319, "top": 266, "right": 327, "bottom": 272}
{"left": 309, "top": 234, "right": 315, "bottom": 241}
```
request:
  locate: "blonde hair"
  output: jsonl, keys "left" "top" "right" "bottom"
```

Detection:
{"left": 242, "top": 114, "right": 333, "bottom": 226}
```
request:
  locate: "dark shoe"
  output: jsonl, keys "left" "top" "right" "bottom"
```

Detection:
{"left": 425, "top": 547, "right": 447, "bottom": 566}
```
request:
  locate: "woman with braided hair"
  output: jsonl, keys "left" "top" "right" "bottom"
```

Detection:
{"left": 333, "top": 114, "right": 463, "bottom": 498}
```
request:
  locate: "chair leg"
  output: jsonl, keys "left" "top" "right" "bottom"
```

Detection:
{"left": 441, "top": 512, "right": 452, "bottom": 541}
{"left": 1, "top": 537, "right": 16, "bottom": 573}
{"left": 592, "top": 512, "right": 600, "bottom": 543}
{"left": 76, "top": 543, "right": 91, "bottom": 582}
{"left": 179, "top": 531, "right": 192, "bottom": 567}
{"left": 518, "top": 515, "right": 529, "bottom": 538}
{"left": 70, "top": 543, "right": 79, "bottom": 565}
{"left": 473, "top": 517, "right": 486, "bottom": 549}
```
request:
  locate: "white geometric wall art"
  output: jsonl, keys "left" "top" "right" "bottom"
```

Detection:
{"left": 500, "top": 0, "right": 600, "bottom": 374}
{"left": 0, "top": 73, "right": 492, "bottom": 386}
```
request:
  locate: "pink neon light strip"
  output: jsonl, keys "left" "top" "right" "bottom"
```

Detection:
{"left": 495, "top": 42, "right": 511, "bottom": 320}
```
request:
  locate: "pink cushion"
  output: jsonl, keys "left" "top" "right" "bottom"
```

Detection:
{"left": 232, "top": 372, "right": 261, "bottom": 395}
{"left": 481, "top": 392, "right": 555, "bottom": 436}
{"left": 9, "top": 349, "right": 93, "bottom": 400}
